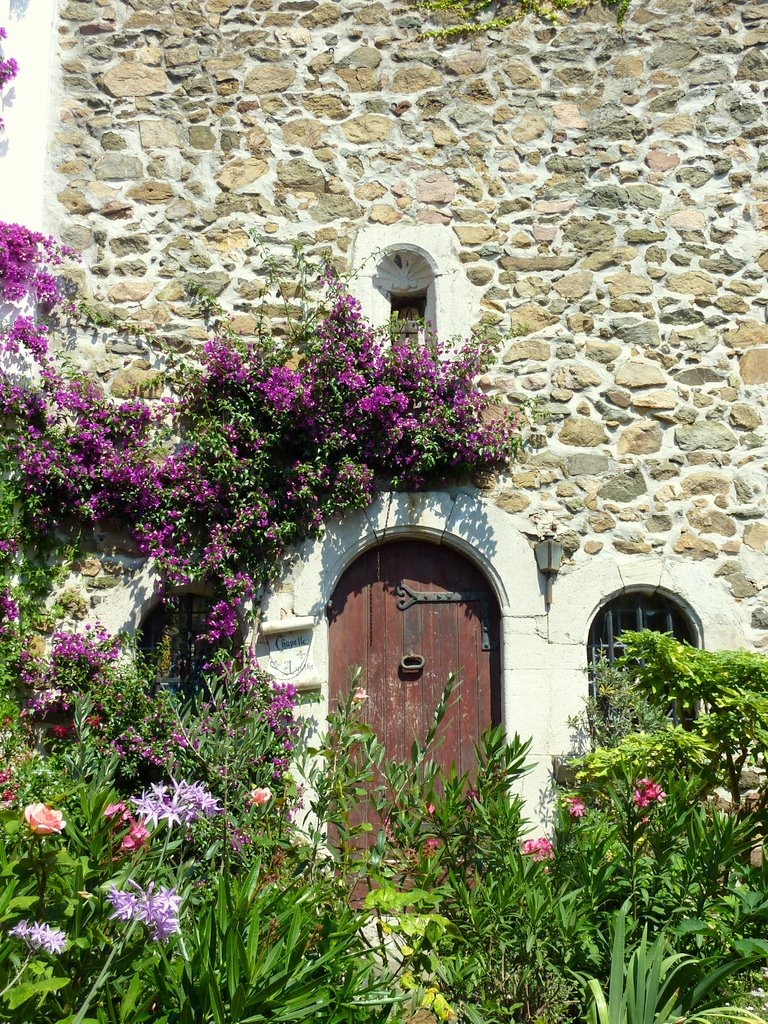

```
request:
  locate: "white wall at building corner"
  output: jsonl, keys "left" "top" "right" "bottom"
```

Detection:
{"left": 0, "top": 0, "right": 57, "bottom": 230}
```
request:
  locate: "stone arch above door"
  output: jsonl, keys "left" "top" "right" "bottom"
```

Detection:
{"left": 268, "top": 490, "right": 539, "bottom": 626}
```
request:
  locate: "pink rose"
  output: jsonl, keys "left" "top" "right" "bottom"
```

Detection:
{"left": 353, "top": 687, "right": 368, "bottom": 701}
{"left": 24, "top": 803, "right": 66, "bottom": 836}
{"left": 249, "top": 787, "right": 272, "bottom": 806}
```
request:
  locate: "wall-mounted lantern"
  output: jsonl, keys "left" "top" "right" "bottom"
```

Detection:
{"left": 534, "top": 538, "right": 564, "bottom": 610}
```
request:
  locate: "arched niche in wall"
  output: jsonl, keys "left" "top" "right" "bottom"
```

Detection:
{"left": 373, "top": 248, "right": 436, "bottom": 331}
{"left": 137, "top": 592, "right": 242, "bottom": 697}
{"left": 349, "top": 225, "right": 478, "bottom": 341}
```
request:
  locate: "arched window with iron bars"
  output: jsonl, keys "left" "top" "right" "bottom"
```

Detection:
{"left": 138, "top": 594, "right": 242, "bottom": 699}
{"left": 587, "top": 589, "right": 698, "bottom": 725}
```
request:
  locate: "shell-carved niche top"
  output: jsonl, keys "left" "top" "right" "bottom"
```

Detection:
{"left": 373, "top": 249, "right": 434, "bottom": 299}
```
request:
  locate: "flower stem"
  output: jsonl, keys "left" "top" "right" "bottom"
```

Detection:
{"left": 72, "top": 923, "right": 134, "bottom": 1024}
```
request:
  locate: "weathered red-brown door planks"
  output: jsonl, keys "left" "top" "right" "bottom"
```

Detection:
{"left": 327, "top": 540, "right": 501, "bottom": 779}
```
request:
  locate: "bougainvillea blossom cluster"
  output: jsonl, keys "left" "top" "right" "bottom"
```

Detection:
{"left": 2, "top": 257, "right": 521, "bottom": 647}
{"left": 0, "top": 221, "right": 75, "bottom": 308}
{"left": 1, "top": 225, "right": 522, "bottom": 778}
{"left": 21, "top": 627, "right": 120, "bottom": 701}
{"left": 16, "top": 629, "right": 301, "bottom": 796}
{"left": 0, "top": 27, "right": 18, "bottom": 133}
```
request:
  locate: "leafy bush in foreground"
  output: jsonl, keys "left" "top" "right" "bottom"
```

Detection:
{"left": 0, "top": 657, "right": 767, "bottom": 1022}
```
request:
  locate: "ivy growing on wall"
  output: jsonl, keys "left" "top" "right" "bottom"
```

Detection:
{"left": 414, "top": 0, "right": 631, "bottom": 35}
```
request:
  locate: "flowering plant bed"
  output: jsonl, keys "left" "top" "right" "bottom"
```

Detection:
{"left": 0, "top": 664, "right": 766, "bottom": 1023}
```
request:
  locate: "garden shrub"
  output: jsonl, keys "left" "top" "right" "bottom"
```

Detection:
{"left": 576, "top": 632, "right": 768, "bottom": 810}
{"left": 570, "top": 657, "right": 670, "bottom": 753}
{"left": 0, "top": 663, "right": 767, "bottom": 1022}
{"left": 298, "top": 682, "right": 768, "bottom": 1024}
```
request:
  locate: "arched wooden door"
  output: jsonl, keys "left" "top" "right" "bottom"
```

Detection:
{"left": 327, "top": 540, "right": 501, "bottom": 778}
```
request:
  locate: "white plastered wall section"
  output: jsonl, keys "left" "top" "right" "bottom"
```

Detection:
{"left": 0, "top": 0, "right": 58, "bottom": 230}
{"left": 256, "top": 494, "right": 749, "bottom": 828}
{"left": 56, "top": 558, "right": 162, "bottom": 645}
{"left": 348, "top": 224, "right": 479, "bottom": 341}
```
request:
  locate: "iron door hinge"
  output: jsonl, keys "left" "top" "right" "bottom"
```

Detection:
{"left": 395, "top": 582, "right": 495, "bottom": 651}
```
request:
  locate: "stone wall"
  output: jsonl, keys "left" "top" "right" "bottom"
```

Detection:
{"left": 23, "top": 0, "right": 767, "bottom": 820}
{"left": 48, "top": 0, "right": 768, "bottom": 648}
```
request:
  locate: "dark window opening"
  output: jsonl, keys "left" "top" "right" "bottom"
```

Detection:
{"left": 390, "top": 292, "right": 427, "bottom": 322}
{"left": 588, "top": 591, "right": 695, "bottom": 669}
{"left": 138, "top": 595, "right": 240, "bottom": 697}
{"left": 587, "top": 590, "right": 697, "bottom": 723}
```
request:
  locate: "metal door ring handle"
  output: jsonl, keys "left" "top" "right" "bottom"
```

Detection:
{"left": 400, "top": 654, "right": 425, "bottom": 672}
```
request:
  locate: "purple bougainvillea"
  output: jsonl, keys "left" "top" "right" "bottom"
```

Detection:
{"left": 1, "top": 217, "right": 524, "bottom": 656}
{"left": 1, "top": 260, "right": 522, "bottom": 645}
{"left": 0, "top": 26, "right": 18, "bottom": 133}
{"left": 0, "top": 222, "right": 76, "bottom": 307}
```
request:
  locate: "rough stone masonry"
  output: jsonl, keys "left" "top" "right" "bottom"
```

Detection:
{"left": 47, "top": 0, "right": 768, "bottom": 660}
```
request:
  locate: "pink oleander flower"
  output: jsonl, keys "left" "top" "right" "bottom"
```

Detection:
{"left": 565, "top": 796, "right": 586, "bottom": 818}
{"left": 120, "top": 821, "right": 149, "bottom": 853}
{"left": 353, "top": 687, "right": 367, "bottom": 701}
{"left": 521, "top": 837, "right": 554, "bottom": 862}
{"left": 249, "top": 786, "right": 272, "bottom": 806}
{"left": 24, "top": 803, "right": 65, "bottom": 836}
{"left": 103, "top": 802, "right": 128, "bottom": 820}
{"left": 422, "top": 837, "right": 440, "bottom": 856}
{"left": 427, "top": 802, "right": 435, "bottom": 815}
{"left": 633, "top": 778, "right": 666, "bottom": 810}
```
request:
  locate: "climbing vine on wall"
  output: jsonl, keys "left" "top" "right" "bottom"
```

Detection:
{"left": 0, "top": 225, "right": 525, "bottom": 655}
{"left": 0, "top": 26, "right": 18, "bottom": 132}
{"left": 414, "top": 0, "right": 631, "bottom": 35}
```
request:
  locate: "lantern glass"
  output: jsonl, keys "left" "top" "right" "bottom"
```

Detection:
{"left": 534, "top": 539, "right": 563, "bottom": 574}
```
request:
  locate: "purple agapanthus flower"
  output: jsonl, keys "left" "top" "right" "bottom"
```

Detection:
{"left": 9, "top": 919, "right": 67, "bottom": 954}
{"left": 137, "top": 885, "right": 182, "bottom": 943}
{"left": 107, "top": 881, "right": 181, "bottom": 943}
{"left": 106, "top": 887, "right": 139, "bottom": 921}
{"left": 131, "top": 779, "right": 222, "bottom": 827}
